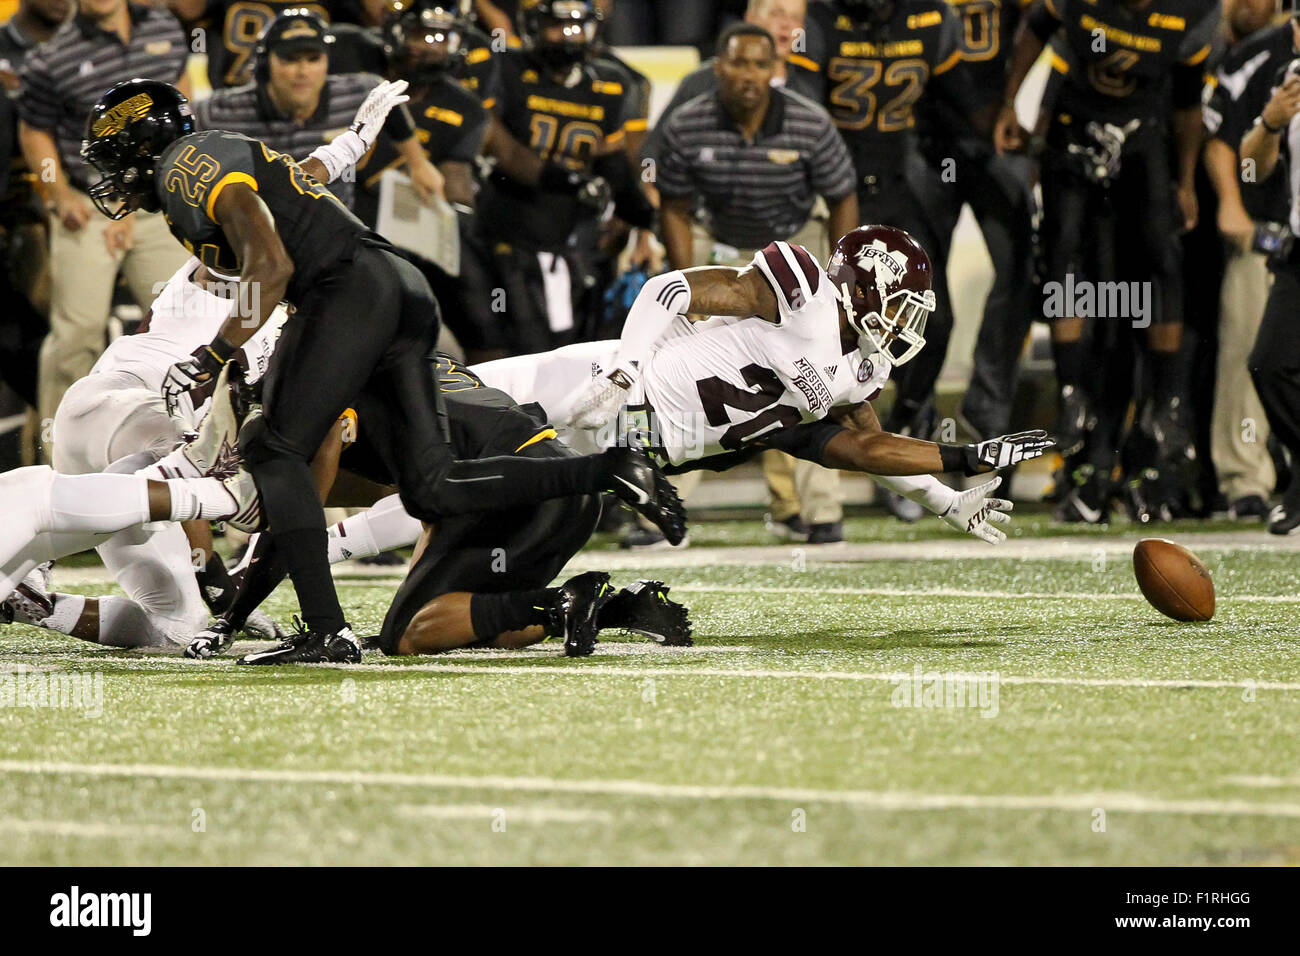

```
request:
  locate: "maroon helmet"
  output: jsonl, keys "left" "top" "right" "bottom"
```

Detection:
{"left": 826, "top": 224, "right": 936, "bottom": 367}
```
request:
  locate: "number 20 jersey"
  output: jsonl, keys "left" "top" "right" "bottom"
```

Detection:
{"left": 641, "top": 241, "right": 892, "bottom": 466}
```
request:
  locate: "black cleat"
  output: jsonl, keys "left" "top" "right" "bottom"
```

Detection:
{"left": 184, "top": 618, "right": 237, "bottom": 659}
{"left": 547, "top": 571, "right": 615, "bottom": 658}
{"left": 1054, "top": 464, "right": 1111, "bottom": 525}
{"left": 1268, "top": 482, "right": 1300, "bottom": 536}
{"left": 603, "top": 446, "right": 687, "bottom": 545}
{"left": 237, "top": 622, "right": 362, "bottom": 665}
{"left": 599, "top": 579, "right": 693, "bottom": 646}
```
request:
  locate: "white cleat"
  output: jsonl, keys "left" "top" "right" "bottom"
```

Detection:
{"left": 182, "top": 365, "right": 241, "bottom": 476}
{"left": 1, "top": 561, "right": 54, "bottom": 625}
{"left": 221, "top": 467, "right": 262, "bottom": 533}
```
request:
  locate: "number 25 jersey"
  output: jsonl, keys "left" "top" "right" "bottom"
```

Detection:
{"left": 642, "top": 242, "right": 892, "bottom": 466}
{"left": 153, "top": 129, "right": 381, "bottom": 304}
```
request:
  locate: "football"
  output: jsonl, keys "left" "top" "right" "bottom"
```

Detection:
{"left": 1133, "top": 538, "right": 1216, "bottom": 622}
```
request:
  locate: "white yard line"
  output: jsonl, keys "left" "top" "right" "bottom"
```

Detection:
{"left": 0, "top": 760, "right": 1297, "bottom": 818}
{"left": 0, "top": 818, "right": 175, "bottom": 838}
{"left": 1222, "top": 775, "right": 1300, "bottom": 788}
{"left": 394, "top": 803, "right": 613, "bottom": 824}
{"left": 667, "top": 584, "right": 1300, "bottom": 604}
{"left": 296, "top": 663, "right": 1300, "bottom": 691}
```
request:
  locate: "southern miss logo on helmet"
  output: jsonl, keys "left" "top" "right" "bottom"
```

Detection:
{"left": 280, "top": 19, "right": 321, "bottom": 41}
{"left": 90, "top": 93, "right": 154, "bottom": 138}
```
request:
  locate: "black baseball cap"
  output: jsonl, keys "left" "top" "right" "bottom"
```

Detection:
{"left": 260, "top": 9, "right": 334, "bottom": 57}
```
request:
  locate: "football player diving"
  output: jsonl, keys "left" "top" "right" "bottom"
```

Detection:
{"left": 305, "top": 228, "right": 1058, "bottom": 587}
{"left": 79, "top": 77, "right": 686, "bottom": 664}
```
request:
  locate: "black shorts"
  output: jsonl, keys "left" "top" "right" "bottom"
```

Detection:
{"left": 373, "top": 438, "right": 601, "bottom": 654}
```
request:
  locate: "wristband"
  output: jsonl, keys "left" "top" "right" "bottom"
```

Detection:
{"left": 1261, "top": 114, "right": 1284, "bottom": 134}
{"left": 307, "top": 129, "right": 366, "bottom": 183}
{"left": 938, "top": 444, "right": 968, "bottom": 473}
{"left": 199, "top": 335, "right": 237, "bottom": 373}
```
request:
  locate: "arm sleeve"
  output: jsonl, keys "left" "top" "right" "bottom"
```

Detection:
{"left": 611, "top": 270, "right": 691, "bottom": 372}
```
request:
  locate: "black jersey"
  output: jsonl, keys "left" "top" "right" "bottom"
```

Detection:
{"left": 476, "top": 50, "right": 639, "bottom": 248}
{"left": 354, "top": 74, "right": 490, "bottom": 227}
{"left": 788, "top": 0, "right": 966, "bottom": 179}
{"left": 154, "top": 129, "right": 381, "bottom": 303}
{"left": 200, "top": 0, "right": 345, "bottom": 90}
{"left": 1028, "top": 0, "right": 1219, "bottom": 128}
{"left": 942, "top": 0, "right": 1030, "bottom": 114}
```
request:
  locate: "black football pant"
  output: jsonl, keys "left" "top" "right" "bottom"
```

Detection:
{"left": 856, "top": 152, "right": 954, "bottom": 434}
{"left": 238, "top": 242, "right": 605, "bottom": 633}
{"left": 1249, "top": 262, "right": 1300, "bottom": 482}
{"left": 931, "top": 139, "right": 1037, "bottom": 438}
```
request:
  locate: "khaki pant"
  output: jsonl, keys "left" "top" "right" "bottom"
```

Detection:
{"left": 1212, "top": 248, "right": 1275, "bottom": 501}
{"left": 638, "top": 215, "right": 842, "bottom": 528}
{"left": 39, "top": 196, "right": 187, "bottom": 456}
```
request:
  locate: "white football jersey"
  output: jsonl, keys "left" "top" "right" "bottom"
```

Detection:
{"left": 472, "top": 241, "right": 891, "bottom": 465}
{"left": 92, "top": 257, "right": 286, "bottom": 392}
{"left": 640, "top": 241, "right": 890, "bottom": 464}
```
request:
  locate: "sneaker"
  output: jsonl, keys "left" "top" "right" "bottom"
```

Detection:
{"left": 181, "top": 365, "right": 241, "bottom": 476}
{"left": 1267, "top": 482, "right": 1300, "bottom": 535}
{"left": 220, "top": 467, "right": 262, "bottom": 533}
{"left": 807, "top": 521, "right": 845, "bottom": 544}
{"left": 237, "top": 622, "right": 362, "bottom": 665}
{"left": 1054, "top": 464, "right": 1111, "bottom": 524}
{"left": 599, "top": 579, "right": 693, "bottom": 646}
{"left": 545, "top": 571, "right": 615, "bottom": 658}
{"left": 1228, "top": 494, "right": 1269, "bottom": 521}
{"left": 1, "top": 561, "right": 54, "bottom": 625}
{"left": 603, "top": 446, "right": 687, "bottom": 545}
{"left": 764, "top": 513, "right": 810, "bottom": 542}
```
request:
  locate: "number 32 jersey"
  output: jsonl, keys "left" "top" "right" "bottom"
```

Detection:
{"left": 641, "top": 241, "right": 892, "bottom": 466}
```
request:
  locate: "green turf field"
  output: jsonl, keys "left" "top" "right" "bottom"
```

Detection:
{"left": 1, "top": 512, "right": 1298, "bottom": 865}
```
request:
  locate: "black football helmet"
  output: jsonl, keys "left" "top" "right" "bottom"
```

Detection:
{"left": 383, "top": 0, "right": 470, "bottom": 82}
{"left": 837, "top": 0, "right": 895, "bottom": 29}
{"left": 518, "top": 0, "right": 598, "bottom": 72}
{"left": 81, "top": 79, "right": 195, "bottom": 220}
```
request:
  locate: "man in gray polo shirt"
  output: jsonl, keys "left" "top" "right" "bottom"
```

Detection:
{"left": 19, "top": 0, "right": 191, "bottom": 455}
{"left": 647, "top": 22, "right": 857, "bottom": 546}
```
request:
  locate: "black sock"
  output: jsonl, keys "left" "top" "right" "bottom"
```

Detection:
{"left": 469, "top": 589, "right": 558, "bottom": 642}
{"left": 225, "top": 533, "right": 288, "bottom": 629}
{"left": 275, "top": 527, "right": 345, "bottom": 634}
{"left": 1052, "top": 337, "right": 1087, "bottom": 392}
{"left": 194, "top": 552, "right": 235, "bottom": 615}
{"left": 1147, "top": 348, "right": 1189, "bottom": 404}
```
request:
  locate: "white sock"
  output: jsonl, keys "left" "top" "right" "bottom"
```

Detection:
{"left": 166, "top": 477, "right": 234, "bottom": 522}
{"left": 49, "top": 474, "right": 151, "bottom": 534}
{"left": 41, "top": 593, "right": 86, "bottom": 635}
{"left": 328, "top": 494, "right": 421, "bottom": 563}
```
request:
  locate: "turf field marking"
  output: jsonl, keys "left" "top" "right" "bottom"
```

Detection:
{"left": 669, "top": 584, "right": 1300, "bottom": 604}
{"left": 394, "top": 803, "right": 613, "bottom": 824}
{"left": 2, "top": 760, "right": 1299, "bottom": 819}
{"left": 302, "top": 662, "right": 1300, "bottom": 692}
{"left": 0, "top": 818, "right": 176, "bottom": 839}
{"left": 1222, "top": 775, "right": 1300, "bottom": 788}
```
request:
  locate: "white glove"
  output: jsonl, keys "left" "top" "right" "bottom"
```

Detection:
{"left": 351, "top": 78, "right": 410, "bottom": 149}
{"left": 940, "top": 476, "right": 1013, "bottom": 545}
{"left": 307, "top": 79, "right": 410, "bottom": 182}
{"left": 162, "top": 351, "right": 221, "bottom": 430}
{"left": 569, "top": 367, "right": 635, "bottom": 430}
